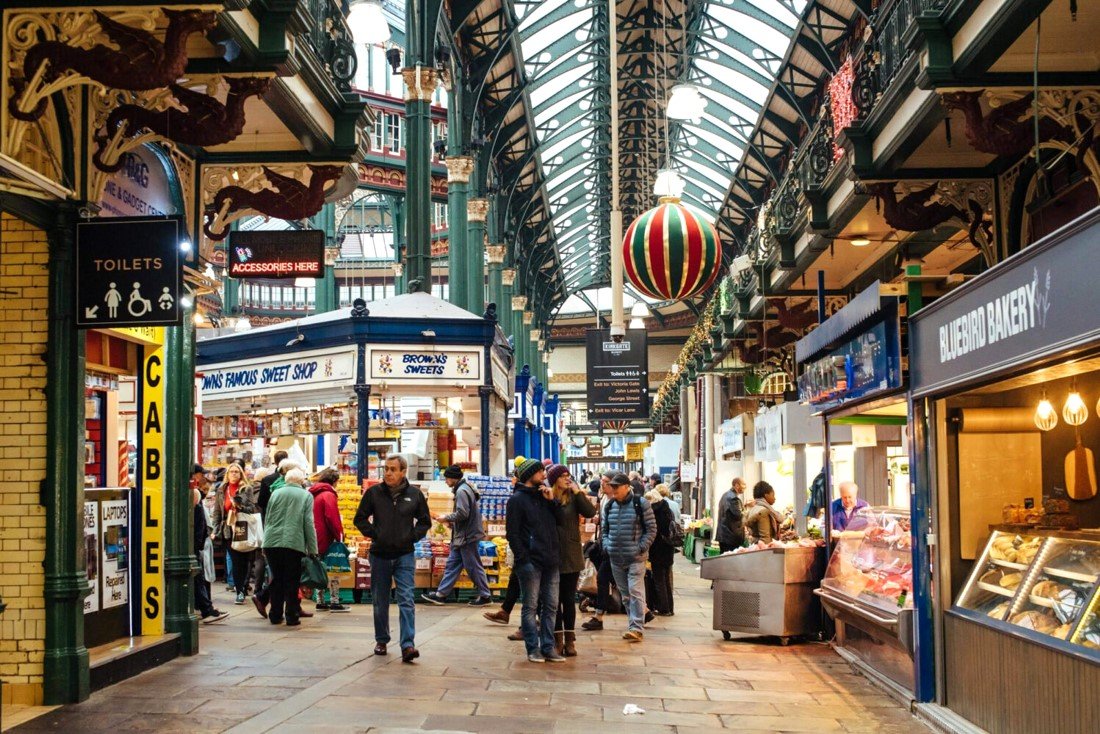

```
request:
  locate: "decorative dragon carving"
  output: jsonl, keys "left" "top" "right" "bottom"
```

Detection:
{"left": 9, "top": 9, "right": 217, "bottom": 121}
{"left": 865, "top": 182, "right": 967, "bottom": 232}
{"left": 941, "top": 91, "right": 1072, "bottom": 160}
{"left": 93, "top": 76, "right": 272, "bottom": 172}
{"left": 203, "top": 164, "right": 345, "bottom": 241}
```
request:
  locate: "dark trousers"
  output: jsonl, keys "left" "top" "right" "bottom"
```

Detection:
{"left": 596, "top": 556, "right": 614, "bottom": 613}
{"left": 555, "top": 571, "right": 580, "bottom": 631}
{"left": 265, "top": 547, "right": 304, "bottom": 623}
{"left": 651, "top": 561, "right": 674, "bottom": 614}
{"left": 501, "top": 571, "right": 521, "bottom": 614}
{"left": 228, "top": 548, "right": 253, "bottom": 594}
{"left": 194, "top": 553, "right": 214, "bottom": 616}
{"left": 719, "top": 542, "right": 740, "bottom": 554}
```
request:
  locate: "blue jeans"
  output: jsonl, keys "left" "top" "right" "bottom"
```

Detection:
{"left": 436, "top": 541, "right": 491, "bottom": 597}
{"left": 610, "top": 559, "right": 647, "bottom": 632}
{"left": 370, "top": 553, "right": 416, "bottom": 650}
{"left": 516, "top": 562, "right": 559, "bottom": 656}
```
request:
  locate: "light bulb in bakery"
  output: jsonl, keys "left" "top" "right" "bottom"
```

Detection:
{"left": 1034, "top": 397, "right": 1058, "bottom": 431}
{"left": 1063, "top": 391, "right": 1088, "bottom": 425}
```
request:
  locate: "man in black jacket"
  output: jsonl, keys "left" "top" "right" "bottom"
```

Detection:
{"left": 716, "top": 477, "right": 747, "bottom": 552}
{"left": 354, "top": 455, "right": 431, "bottom": 663}
{"left": 505, "top": 458, "right": 565, "bottom": 663}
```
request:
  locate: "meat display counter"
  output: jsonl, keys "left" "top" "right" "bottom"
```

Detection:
{"left": 814, "top": 506, "right": 916, "bottom": 695}
{"left": 700, "top": 543, "right": 826, "bottom": 644}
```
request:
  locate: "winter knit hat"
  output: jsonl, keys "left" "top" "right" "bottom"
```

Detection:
{"left": 546, "top": 464, "right": 570, "bottom": 487}
{"left": 516, "top": 458, "right": 544, "bottom": 484}
{"left": 443, "top": 464, "right": 464, "bottom": 480}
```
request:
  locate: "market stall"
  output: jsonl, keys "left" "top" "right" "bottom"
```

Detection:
{"left": 794, "top": 281, "right": 917, "bottom": 701}
{"left": 907, "top": 209, "right": 1100, "bottom": 733}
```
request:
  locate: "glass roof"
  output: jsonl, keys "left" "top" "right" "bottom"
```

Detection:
{"left": 512, "top": 0, "right": 807, "bottom": 315}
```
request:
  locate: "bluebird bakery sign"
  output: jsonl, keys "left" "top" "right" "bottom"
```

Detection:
{"left": 911, "top": 208, "right": 1100, "bottom": 397}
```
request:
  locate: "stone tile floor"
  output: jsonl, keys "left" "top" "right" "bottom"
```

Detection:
{"left": 7, "top": 558, "right": 931, "bottom": 733}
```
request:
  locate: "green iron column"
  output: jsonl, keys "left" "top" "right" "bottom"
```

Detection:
{"left": 401, "top": 63, "right": 437, "bottom": 292}
{"left": 486, "top": 244, "right": 505, "bottom": 318}
{"left": 312, "top": 203, "right": 339, "bottom": 313}
{"left": 222, "top": 274, "right": 240, "bottom": 314}
{"left": 501, "top": 265, "right": 516, "bottom": 363}
{"left": 164, "top": 308, "right": 198, "bottom": 654}
{"left": 386, "top": 194, "right": 407, "bottom": 294}
{"left": 445, "top": 154, "right": 473, "bottom": 309}
{"left": 467, "top": 196, "right": 488, "bottom": 314}
{"left": 43, "top": 203, "right": 90, "bottom": 704}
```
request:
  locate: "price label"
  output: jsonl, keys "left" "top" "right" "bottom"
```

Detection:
{"left": 487, "top": 523, "right": 506, "bottom": 536}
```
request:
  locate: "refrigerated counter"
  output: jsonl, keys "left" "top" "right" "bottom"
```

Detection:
{"left": 700, "top": 543, "right": 826, "bottom": 644}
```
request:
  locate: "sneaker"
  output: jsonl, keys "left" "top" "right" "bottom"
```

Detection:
{"left": 527, "top": 652, "right": 545, "bottom": 663}
{"left": 581, "top": 617, "right": 603, "bottom": 631}
{"left": 544, "top": 650, "right": 567, "bottom": 663}
{"left": 644, "top": 611, "right": 655, "bottom": 624}
{"left": 316, "top": 602, "right": 331, "bottom": 611}
{"left": 622, "top": 630, "right": 643, "bottom": 642}
{"left": 468, "top": 596, "right": 492, "bottom": 607}
{"left": 202, "top": 609, "right": 230, "bottom": 624}
{"left": 235, "top": 592, "right": 245, "bottom": 605}
{"left": 225, "top": 584, "right": 235, "bottom": 593}
{"left": 420, "top": 592, "right": 446, "bottom": 605}
{"left": 328, "top": 603, "right": 351, "bottom": 613}
{"left": 483, "top": 609, "right": 510, "bottom": 625}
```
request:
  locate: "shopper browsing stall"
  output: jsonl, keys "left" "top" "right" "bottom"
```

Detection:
{"left": 716, "top": 478, "right": 747, "bottom": 552}
{"left": 310, "top": 467, "right": 350, "bottom": 613}
{"left": 744, "top": 481, "right": 782, "bottom": 543}
{"left": 354, "top": 455, "right": 432, "bottom": 663}
{"left": 506, "top": 458, "right": 565, "bottom": 663}
{"left": 422, "top": 465, "right": 492, "bottom": 607}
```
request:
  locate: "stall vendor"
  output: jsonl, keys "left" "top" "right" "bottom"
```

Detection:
{"left": 830, "top": 481, "right": 870, "bottom": 531}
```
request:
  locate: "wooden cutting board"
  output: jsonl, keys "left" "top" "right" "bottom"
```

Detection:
{"left": 1065, "top": 437, "right": 1097, "bottom": 500}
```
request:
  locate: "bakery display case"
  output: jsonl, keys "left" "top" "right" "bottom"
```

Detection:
{"left": 955, "top": 527, "right": 1100, "bottom": 659}
{"left": 816, "top": 507, "right": 916, "bottom": 694}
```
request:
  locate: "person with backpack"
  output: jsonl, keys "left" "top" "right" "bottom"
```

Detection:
{"left": 645, "top": 490, "right": 679, "bottom": 616}
{"left": 421, "top": 465, "right": 492, "bottom": 607}
{"left": 601, "top": 473, "right": 657, "bottom": 642}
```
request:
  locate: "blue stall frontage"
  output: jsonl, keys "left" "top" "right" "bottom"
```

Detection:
{"left": 196, "top": 293, "right": 514, "bottom": 481}
{"left": 510, "top": 366, "right": 544, "bottom": 461}
{"left": 793, "top": 281, "right": 927, "bottom": 705}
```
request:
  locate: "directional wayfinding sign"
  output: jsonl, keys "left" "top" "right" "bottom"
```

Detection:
{"left": 76, "top": 217, "right": 184, "bottom": 328}
{"left": 586, "top": 328, "right": 649, "bottom": 421}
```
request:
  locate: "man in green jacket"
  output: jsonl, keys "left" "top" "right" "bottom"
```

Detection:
{"left": 263, "top": 467, "right": 318, "bottom": 626}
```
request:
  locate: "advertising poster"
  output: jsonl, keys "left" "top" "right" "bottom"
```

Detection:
{"left": 83, "top": 501, "right": 99, "bottom": 614}
{"left": 100, "top": 499, "right": 129, "bottom": 609}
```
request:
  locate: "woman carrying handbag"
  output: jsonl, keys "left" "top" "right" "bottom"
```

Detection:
{"left": 211, "top": 464, "right": 262, "bottom": 605}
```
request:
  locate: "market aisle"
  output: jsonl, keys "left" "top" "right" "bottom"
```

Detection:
{"left": 8, "top": 558, "right": 930, "bottom": 734}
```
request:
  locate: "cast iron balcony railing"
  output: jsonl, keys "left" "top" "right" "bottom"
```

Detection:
{"left": 297, "top": 0, "right": 358, "bottom": 95}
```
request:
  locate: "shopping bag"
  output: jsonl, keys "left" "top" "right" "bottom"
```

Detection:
{"left": 577, "top": 559, "right": 598, "bottom": 596}
{"left": 323, "top": 540, "right": 351, "bottom": 571}
{"left": 231, "top": 511, "right": 263, "bottom": 552}
{"left": 201, "top": 537, "right": 215, "bottom": 582}
{"left": 300, "top": 554, "right": 329, "bottom": 590}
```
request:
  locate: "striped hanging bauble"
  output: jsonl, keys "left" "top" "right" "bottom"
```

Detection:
{"left": 622, "top": 197, "right": 721, "bottom": 301}
{"left": 601, "top": 420, "right": 631, "bottom": 433}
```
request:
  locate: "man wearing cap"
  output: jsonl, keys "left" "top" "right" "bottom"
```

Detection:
{"left": 602, "top": 472, "right": 657, "bottom": 641}
{"left": 506, "top": 458, "right": 566, "bottom": 663}
{"left": 422, "top": 465, "right": 492, "bottom": 607}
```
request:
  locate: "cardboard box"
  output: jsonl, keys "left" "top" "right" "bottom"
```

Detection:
{"left": 414, "top": 569, "right": 431, "bottom": 588}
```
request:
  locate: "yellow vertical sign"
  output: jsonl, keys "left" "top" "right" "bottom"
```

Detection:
{"left": 141, "top": 328, "right": 165, "bottom": 634}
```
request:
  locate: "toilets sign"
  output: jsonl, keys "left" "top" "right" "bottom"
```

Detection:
{"left": 76, "top": 217, "right": 184, "bottom": 328}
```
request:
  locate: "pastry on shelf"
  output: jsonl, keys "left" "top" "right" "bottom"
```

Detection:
{"left": 987, "top": 601, "right": 1012, "bottom": 619}
{"left": 1016, "top": 537, "right": 1044, "bottom": 565}
{"left": 1031, "top": 580, "right": 1070, "bottom": 600}
{"left": 1053, "top": 622, "right": 1075, "bottom": 639}
{"left": 1010, "top": 610, "right": 1059, "bottom": 633}
{"left": 998, "top": 572, "right": 1022, "bottom": 590}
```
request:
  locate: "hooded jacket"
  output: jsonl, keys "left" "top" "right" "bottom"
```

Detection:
{"left": 601, "top": 493, "right": 657, "bottom": 563}
{"left": 309, "top": 482, "right": 344, "bottom": 556}
{"left": 506, "top": 483, "right": 563, "bottom": 569}
{"left": 441, "top": 479, "right": 485, "bottom": 546}
{"left": 353, "top": 478, "right": 431, "bottom": 559}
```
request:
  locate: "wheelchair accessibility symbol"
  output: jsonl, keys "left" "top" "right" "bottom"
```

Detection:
{"left": 126, "top": 282, "right": 152, "bottom": 318}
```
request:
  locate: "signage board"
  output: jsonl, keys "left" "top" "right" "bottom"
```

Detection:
{"left": 586, "top": 442, "right": 604, "bottom": 458}
{"left": 720, "top": 416, "right": 744, "bottom": 455}
{"left": 100, "top": 498, "right": 129, "bottom": 610}
{"left": 585, "top": 328, "right": 649, "bottom": 421}
{"left": 228, "top": 229, "right": 325, "bottom": 279}
{"left": 909, "top": 209, "right": 1100, "bottom": 397}
{"left": 680, "top": 461, "right": 697, "bottom": 483}
{"left": 367, "top": 346, "right": 483, "bottom": 385}
{"left": 83, "top": 501, "right": 99, "bottom": 614}
{"left": 76, "top": 217, "right": 183, "bottom": 328}
{"left": 798, "top": 319, "right": 903, "bottom": 411}
{"left": 96, "top": 147, "right": 176, "bottom": 218}
{"left": 754, "top": 410, "right": 783, "bottom": 462}
{"left": 201, "top": 347, "right": 358, "bottom": 400}
{"left": 140, "top": 332, "right": 164, "bottom": 632}
{"left": 625, "top": 442, "right": 649, "bottom": 462}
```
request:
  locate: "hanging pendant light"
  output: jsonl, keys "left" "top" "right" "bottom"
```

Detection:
{"left": 347, "top": 1, "right": 390, "bottom": 45}
{"left": 629, "top": 317, "right": 645, "bottom": 329}
{"left": 1035, "top": 391, "right": 1059, "bottom": 431}
{"left": 653, "top": 168, "right": 685, "bottom": 198}
{"left": 1063, "top": 380, "right": 1088, "bottom": 425}
{"left": 667, "top": 83, "right": 707, "bottom": 120}
{"left": 630, "top": 300, "right": 650, "bottom": 318}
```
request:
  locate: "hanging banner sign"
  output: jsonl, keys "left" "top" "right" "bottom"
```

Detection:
{"left": 100, "top": 498, "right": 130, "bottom": 610}
{"left": 83, "top": 501, "right": 100, "bottom": 614}
{"left": 680, "top": 461, "right": 697, "bottom": 483}
{"left": 754, "top": 410, "right": 783, "bottom": 463}
{"left": 141, "top": 332, "right": 165, "bottom": 633}
{"left": 227, "top": 230, "right": 325, "bottom": 279}
{"left": 720, "top": 416, "right": 744, "bottom": 455}
{"left": 76, "top": 217, "right": 184, "bottom": 328}
{"left": 367, "top": 346, "right": 483, "bottom": 384}
{"left": 585, "top": 328, "right": 649, "bottom": 421}
{"left": 96, "top": 147, "right": 176, "bottom": 218}
{"left": 201, "top": 347, "right": 357, "bottom": 399}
